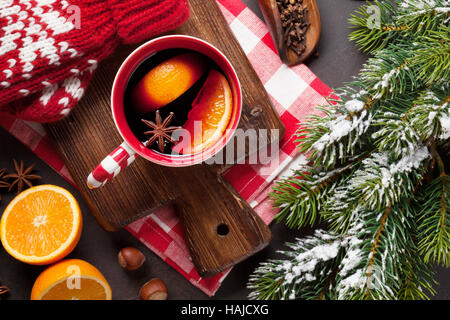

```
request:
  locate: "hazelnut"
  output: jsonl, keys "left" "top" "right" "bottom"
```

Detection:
{"left": 118, "top": 247, "right": 145, "bottom": 271}
{"left": 139, "top": 278, "right": 168, "bottom": 300}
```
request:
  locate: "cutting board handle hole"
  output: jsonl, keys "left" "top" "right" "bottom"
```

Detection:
{"left": 216, "top": 223, "right": 229, "bottom": 236}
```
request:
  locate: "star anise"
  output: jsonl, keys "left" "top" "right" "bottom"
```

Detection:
{"left": 5, "top": 160, "right": 41, "bottom": 194}
{"left": 141, "top": 111, "right": 180, "bottom": 153}
{"left": 0, "top": 168, "right": 10, "bottom": 202}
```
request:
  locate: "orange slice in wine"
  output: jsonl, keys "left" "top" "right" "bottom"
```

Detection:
{"left": 177, "top": 69, "right": 233, "bottom": 154}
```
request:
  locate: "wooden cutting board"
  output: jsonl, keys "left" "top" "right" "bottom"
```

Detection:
{"left": 46, "top": 0, "right": 285, "bottom": 277}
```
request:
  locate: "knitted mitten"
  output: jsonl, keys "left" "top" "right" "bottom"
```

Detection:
{"left": 0, "top": 0, "right": 189, "bottom": 122}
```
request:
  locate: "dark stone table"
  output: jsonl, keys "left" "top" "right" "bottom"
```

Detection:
{"left": 0, "top": 0, "right": 448, "bottom": 300}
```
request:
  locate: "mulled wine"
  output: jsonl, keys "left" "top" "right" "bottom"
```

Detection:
{"left": 124, "top": 48, "right": 232, "bottom": 155}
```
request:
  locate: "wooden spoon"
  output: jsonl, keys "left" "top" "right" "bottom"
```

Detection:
{"left": 257, "top": 0, "right": 321, "bottom": 66}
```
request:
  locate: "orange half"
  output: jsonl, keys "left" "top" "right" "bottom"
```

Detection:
{"left": 178, "top": 69, "right": 233, "bottom": 154}
{"left": 0, "top": 185, "right": 82, "bottom": 265}
{"left": 31, "top": 259, "right": 112, "bottom": 300}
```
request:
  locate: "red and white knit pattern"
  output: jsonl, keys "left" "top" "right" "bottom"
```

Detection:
{"left": 0, "top": 0, "right": 189, "bottom": 122}
{"left": 0, "top": 0, "right": 108, "bottom": 117}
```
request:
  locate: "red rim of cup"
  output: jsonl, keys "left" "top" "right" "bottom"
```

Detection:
{"left": 111, "top": 35, "right": 242, "bottom": 167}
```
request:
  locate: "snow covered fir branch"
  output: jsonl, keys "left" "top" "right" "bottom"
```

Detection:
{"left": 248, "top": 0, "right": 449, "bottom": 300}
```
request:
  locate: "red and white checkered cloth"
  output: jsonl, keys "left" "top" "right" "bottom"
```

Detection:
{"left": 0, "top": 0, "right": 332, "bottom": 296}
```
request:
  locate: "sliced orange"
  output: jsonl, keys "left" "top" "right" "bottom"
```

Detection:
{"left": 0, "top": 185, "right": 82, "bottom": 265}
{"left": 178, "top": 69, "right": 233, "bottom": 154}
{"left": 31, "top": 259, "right": 112, "bottom": 300}
{"left": 132, "top": 52, "right": 207, "bottom": 113}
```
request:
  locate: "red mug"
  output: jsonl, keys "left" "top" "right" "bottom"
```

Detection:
{"left": 87, "top": 35, "right": 242, "bottom": 188}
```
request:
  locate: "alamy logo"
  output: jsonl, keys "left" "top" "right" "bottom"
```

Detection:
{"left": 66, "top": 5, "right": 81, "bottom": 29}
{"left": 366, "top": 265, "right": 382, "bottom": 290}
{"left": 367, "top": 5, "right": 381, "bottom": 30}
{"left": 169, "top": 123, "right": 281, "bottom": 172}
{"left": 66, "top": 265, "right": 81, "bottom": 290}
